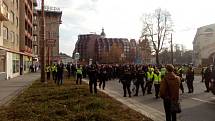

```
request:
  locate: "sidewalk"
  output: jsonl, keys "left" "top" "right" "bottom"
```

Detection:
{"left": 0, "top": 72, "right": 40, "bottom": 106}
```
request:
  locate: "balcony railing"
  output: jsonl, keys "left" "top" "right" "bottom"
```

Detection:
{"left": 0, "top": 6, "right": 8, "bottom": 21}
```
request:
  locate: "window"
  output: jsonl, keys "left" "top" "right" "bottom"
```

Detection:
{"left": 3, "top": 26, "right": 8, "bottom": 40}
{"left": 16, "top": 34, "right": 19, "bottom": 45}
{"left": 2, "top": 2, "right": 8, "bottom": 18}
{"left": 16, "top": 17, "right": 18, "bottom": 27}
{"left": 0, "top": 50, "right": 6, "bottom": 72}
{"left": 12, "top": 54, "right": 20, "bottom": 73}
{"left": 9, "top": 11, "right": 14, "bottom": 23}
{"left": 8, "top": 31, "right": 15, "bottom": 42}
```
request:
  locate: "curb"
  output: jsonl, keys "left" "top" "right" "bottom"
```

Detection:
{"left": 83, "top": 79, "right": 165, "bottom": 121}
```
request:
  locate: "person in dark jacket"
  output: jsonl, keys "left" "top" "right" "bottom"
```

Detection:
{"left": 120, "top": 66, "right": 131, "bottom": 97}
{"left": 186, "top": 66, "right": 194, "bottom": 93}
{"left": 88, "top": 65, "right": 98, "bottom": 94}
{"left": 99, "top": 65, "right": 108, "bottom": 90}
{"left": 134, "top": 67, "right": 145, "bottom": 96}
{"left": 204, "top": 66, "right": 212, "bottom": 92}
{"left": 57, "top": 62, "right": 64, "bottom": 85}
{"left": 160, "top": 64, "right": 180, "bottom": 121}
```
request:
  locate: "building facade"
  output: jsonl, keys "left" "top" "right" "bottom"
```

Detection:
{"left": 0, "top": 0, "right": 20, "bottom": 79}
{"left": 19, "top": 0, "right": 35, "bottom": 74}
{"left": 37, "top": 8, "right": 62, "bottom": 65}
{"left": 193, "top": 23, "right": 215, "bottom": 66}
{"left": 74, "top": 29, "right": 139, "bottom": 64}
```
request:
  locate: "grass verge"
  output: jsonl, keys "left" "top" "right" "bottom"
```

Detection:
{"left": 0, "top": 77, "right": 152, "bottom": 121}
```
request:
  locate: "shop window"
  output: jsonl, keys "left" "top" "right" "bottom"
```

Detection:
{"left": 12, "top": 54, "right": 20, "bottom": 73}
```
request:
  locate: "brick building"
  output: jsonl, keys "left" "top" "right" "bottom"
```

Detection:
{"left": 74, "top": 29, "right": 138, "bottom": 64}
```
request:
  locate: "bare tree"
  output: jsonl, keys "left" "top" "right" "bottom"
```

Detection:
{"left": 141, "top": 8, "right": 173, "bottom": 65}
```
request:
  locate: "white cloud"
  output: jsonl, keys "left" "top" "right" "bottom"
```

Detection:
{"left": 42, "top": 0, "right": 215, "bottom": 56}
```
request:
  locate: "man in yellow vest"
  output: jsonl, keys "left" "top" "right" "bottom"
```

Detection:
{"left": 160, "top": 65, "right": 166, "bottom": 79}
{"left": 144, "top": 67, "right": 154, "bottom": 94}
{"left": 154, "top": 69, "right": 161, "bottom": 99}
{"left": 76, "top": 65, "right": 83, "bottom": 85}
{"left": 45, "top": 65, "right": 51, "bottom": 80}
{"left": 51, "top": 64, "right": 57, "bottom": 83}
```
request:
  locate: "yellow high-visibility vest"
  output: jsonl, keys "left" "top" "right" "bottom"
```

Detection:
{"left": 154, "top": 72, "right": 161, "bottom": 84}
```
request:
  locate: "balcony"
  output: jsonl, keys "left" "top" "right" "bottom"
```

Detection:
{"left": 0, "top": 6, "right": 8, "bottom": 21}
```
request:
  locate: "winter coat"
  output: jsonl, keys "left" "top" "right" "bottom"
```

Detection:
{"left": 160, "top": 72, "right": 180, "bottom": 101}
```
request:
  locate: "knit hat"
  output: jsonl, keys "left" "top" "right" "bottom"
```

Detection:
{"left": 166, "top": 64, "right": 174, "bottom": 72}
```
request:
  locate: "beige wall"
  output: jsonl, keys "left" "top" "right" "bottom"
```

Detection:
{"left": 1, "top": 0, "right": 19, "bottom": 52}
{"left": 193, "top": 24, "right": 215, "bottom": 66}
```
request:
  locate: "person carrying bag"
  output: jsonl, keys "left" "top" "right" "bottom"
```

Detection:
{"left": 160, "top": 64, "right": 181, "bottom": 121}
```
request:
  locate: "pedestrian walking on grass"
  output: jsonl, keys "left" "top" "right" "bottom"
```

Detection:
{"left": 160, "top": 64, "right": 181, "bottom": 121}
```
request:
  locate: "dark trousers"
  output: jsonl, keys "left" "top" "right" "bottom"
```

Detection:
{"left": 144, "top": 80, "right": 153, "bottom": 94}
{"left": 135, "top": 80, "right": 145, "bottom": 96}
{"left": 187, "top": 79, "right": 194, "bottom": 93}
{"left": 154, "top": 84, "right": 160, "bottom": 98}
{"left": 57, "top": 73, "right": 63, "bottom": 85}
{"left": 99, "top": 79, "right": 106, "bottom": 89}
{"left": 76, "top": 74, "right": 82, "bottom": 84}
{"left": 164, "top": 99, "right": 177, "bottom": 121}
{"left": 47, "top": 72, "right": 50, "bottom": 80}
{"left": 89, "top": 78, "right": 97, "bottom": 94}
{"left": 52, "top": 72, "right": 56, "bottom": 81}
{"left": 122, "top": 81, "right": 131, "bottom": 97}
{"left": 205, "top": 79, "right": 210, "bottom": 91}
{"left": 180, "top": 82, "right": 184, "bottom": 93}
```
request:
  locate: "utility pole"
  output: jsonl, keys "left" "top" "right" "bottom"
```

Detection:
{"left": 170, "top": 33, "right": 173, "bottom": 65}
{"left": 40, "top": 0, "right": 46, "bottom": 82}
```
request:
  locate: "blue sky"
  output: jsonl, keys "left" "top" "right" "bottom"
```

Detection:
{"left": 39, "top": 0, "right": 215, "bottom": 56}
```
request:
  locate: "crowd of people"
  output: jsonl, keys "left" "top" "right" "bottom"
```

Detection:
{"left": 45, "top": 62, "right": 215, "bottom": 121}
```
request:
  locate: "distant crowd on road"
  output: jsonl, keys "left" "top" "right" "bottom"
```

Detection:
{"left": 44, "top": 62, "right": 215, "bottom": 96}
{"left": 44, "top": 62, "right": 215, "bottom": 121}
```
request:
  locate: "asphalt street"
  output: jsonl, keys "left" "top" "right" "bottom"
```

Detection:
{"left": 104, "top": 76, "right": 215, "bottom": 121}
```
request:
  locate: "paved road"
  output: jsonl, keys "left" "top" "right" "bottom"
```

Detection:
{"left": 104, "top": 76, "right": 215, "bottom": 121}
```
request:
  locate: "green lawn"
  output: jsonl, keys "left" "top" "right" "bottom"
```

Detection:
{"left": 0, "top": 77, "right": 152, "bottom": 121}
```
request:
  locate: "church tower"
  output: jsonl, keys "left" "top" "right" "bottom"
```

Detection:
{"left": 100, "top": 27, "right": 106, "bottom": 38}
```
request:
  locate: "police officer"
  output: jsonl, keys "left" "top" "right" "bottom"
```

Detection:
{"left": 144, "top": 67, "right": 154, "bottom": 94}
{"left": 120, "top": 66, "right": 131, "bottom": 97}
{"left": 88, "top": 64, "right": 98, "bottom": 94}
{"left": 153, "top": 69, "right": 161, "bottom": 99}
{"left": 177, "top": 66, "right": 184, "bottom": 93}
{"left": 204, "top": 66, "right": 212, "bottom": 92}
{"left": 57, "top": 62, "right": 64, "bottom": 85}
{"left": 186, "top": 66, "right": 194, "bottom": 93}
{"left": 46, "top": 65, "right": 51, "bottom": 80}
{"left": 134, "top": 66, "right": 145, "bottom": 96}
{"left": 51, "top": 64, "right": 57, "bottom": 82}
{"left": 76, "top": 65, "right": 83, "bottom": 85}
{"left": 99, "top": 65, "right": 108, "bottom": 90}
{"left": 160, "top": 65, "right": 166, "bottom": 79}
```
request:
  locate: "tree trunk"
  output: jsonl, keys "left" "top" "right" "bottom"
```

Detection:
{"left": 156, "top": 50, "right": 159, "bottom": 65}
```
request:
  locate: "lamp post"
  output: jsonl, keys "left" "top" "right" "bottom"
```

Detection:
{"left": 40, "top": 0, "right": 46, "bottom": 82}
{"left": 170, "top": 33, "right": 173, "bottom": 65}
